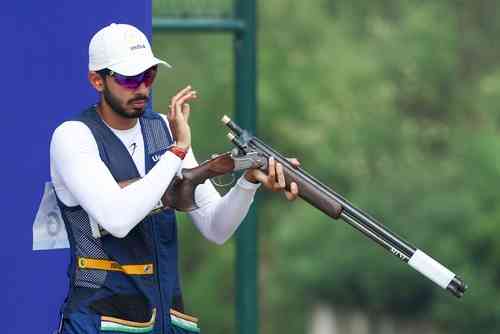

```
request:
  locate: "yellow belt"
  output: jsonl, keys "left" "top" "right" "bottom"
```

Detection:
{"left": 78, "top": 257, "right": 154, "bottom": 275}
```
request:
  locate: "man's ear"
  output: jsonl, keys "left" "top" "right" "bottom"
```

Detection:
{"left": 88, "top": 71, "right": 105, "bottom": 92}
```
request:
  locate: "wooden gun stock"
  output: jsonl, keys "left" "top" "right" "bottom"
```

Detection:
{"left": 162, "top": 152, "right": 235, "bottom": 211}
{"left": 118, "top": 152, "right": 235, "bottom": 212}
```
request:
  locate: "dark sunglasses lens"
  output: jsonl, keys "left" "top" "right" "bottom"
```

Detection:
{"left": 113, "top": 67, "right": 157, "bottom": 89}
{"left": 113, "top": 74, "right": 141, "bottom": 89}
{"left": 143, "top": 67, "right": 157, "bottom": 87}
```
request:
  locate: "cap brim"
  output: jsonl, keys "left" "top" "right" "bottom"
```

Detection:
{"left": 108, "top": 55, "right": 171, "bottom": 76}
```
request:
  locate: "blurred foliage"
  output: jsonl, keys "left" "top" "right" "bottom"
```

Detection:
{"left": 153, "top": 0, "right": 500, "bottom": 333}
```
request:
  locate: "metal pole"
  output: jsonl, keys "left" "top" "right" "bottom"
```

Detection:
{"left": 234, "top": 0, "right": 258, "bottom": 334}
{"left": 153, "top": 18, "right": 245, "bottom": 33}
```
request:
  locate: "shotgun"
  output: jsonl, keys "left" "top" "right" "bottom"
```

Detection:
{"left": 126, "top": 115, "right": 468, "bottom": 298}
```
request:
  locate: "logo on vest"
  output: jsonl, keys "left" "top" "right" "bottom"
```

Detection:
{"left": 152, "top": 154, "right": 161, "bottom": 162}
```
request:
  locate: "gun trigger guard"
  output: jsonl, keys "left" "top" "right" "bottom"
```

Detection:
{"left": 212, "top": 173, "right": 236, "bottom": 187}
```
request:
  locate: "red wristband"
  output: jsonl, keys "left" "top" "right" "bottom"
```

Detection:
{"left": 169, "top": 145, "right": 187, "bottom": 160}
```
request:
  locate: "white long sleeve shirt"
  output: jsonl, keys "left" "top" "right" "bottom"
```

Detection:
{"left": 50, "top": 114, "right": 260, "bottom": 244}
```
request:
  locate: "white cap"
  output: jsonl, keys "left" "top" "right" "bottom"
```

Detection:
{"left": 89, "top": 23, "right": 171, "bottom": 76}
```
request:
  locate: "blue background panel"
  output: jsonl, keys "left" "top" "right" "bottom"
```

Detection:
{"left": 0, "top": 2, "right": 151, "bottom": 333}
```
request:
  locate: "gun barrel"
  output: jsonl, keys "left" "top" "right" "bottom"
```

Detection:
{"left": 447, "top": 276, "right": 467, "bottom": 298}
{"left": 222, "top": 115, "right": 244, "bottom": 135}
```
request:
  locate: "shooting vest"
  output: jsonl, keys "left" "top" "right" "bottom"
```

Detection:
{"left": 57, "top": 106, "right": 199, "bottom": 334}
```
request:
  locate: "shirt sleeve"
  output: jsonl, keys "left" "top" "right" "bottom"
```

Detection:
{"left": 183, "top": 149, "right": 261, "bottom": 245}
{"left": 50, "top": 121, "right": 182, "bottom": 238}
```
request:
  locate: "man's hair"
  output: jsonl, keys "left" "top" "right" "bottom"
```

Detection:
{"left": 96, "top": 68, "right": 110, "bottom": 79}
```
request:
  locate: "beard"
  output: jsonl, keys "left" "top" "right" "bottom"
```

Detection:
{"left": 102, "top": 83, "right": 148, "bottom": 119}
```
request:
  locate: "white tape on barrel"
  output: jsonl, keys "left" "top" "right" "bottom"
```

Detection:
{"left": 408, "top": 249, "right": 455, "bottom": 289}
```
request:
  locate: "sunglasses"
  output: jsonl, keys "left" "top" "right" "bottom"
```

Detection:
{"left": 99, "top": 66, "right": 157, "bottom": 90}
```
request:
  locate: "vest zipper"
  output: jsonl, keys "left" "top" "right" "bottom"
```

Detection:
{"left": 151, "top": 218, "right": 165, "bottom": 333}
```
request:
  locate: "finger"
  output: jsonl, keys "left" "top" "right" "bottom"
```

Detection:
{"left": 251, "top": 170, "right": 267, "bottom": 184}
{"left": 288, "top": 158, "right": 301, "bottom": 168}
{"left": 284, "top": 182, "right": 299, "bottom": 201}
{"left": 180, "top": 91, "right": 197, "bottom": 106}
{"left": 169, "top": 91, "right": 192, "bottom": 117}
{"left": 182, "top": 103, "right": 190, "bottom": 114}
{"left": 270, "top": 160, "right": 285, "bottom": 192}
{"left": 276, "top": 163, "right": 286, "bottom": 188}
{"left": 182, "top": 103, "right": 190, "bottom": 122}
{"left": 284, "top": 191, "right": 295, "bottom": 201}
{"left": 175, "top": 88, "right": 196, "bottom": 104}
{"left": 168, "top": 103, "right": 175, "bottom": 119}
{"left": 175, "top": 92, "right": 197, "bottom": 113}
{"left": 170, "top": 87, "right": 194, "bottom": 114}
{"left": 171, "top": 85, "right": 193, "bottom": 105}
{"left": 246, "top": 169, "right": 271, "bottom": 187}
{"left": 267, "top": 157, "right": 276, "bottom": 184}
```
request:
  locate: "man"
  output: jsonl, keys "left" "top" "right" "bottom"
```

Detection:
{"left": 50, "top": 23, "right": 298, "bottom": 334}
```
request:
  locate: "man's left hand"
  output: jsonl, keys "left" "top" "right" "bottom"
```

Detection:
{"left": 244, "top": 157, "right": 300, "bottom": 201}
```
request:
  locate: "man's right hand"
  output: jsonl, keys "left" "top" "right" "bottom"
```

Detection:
{"left": 168, "top": 85, "right": 197, "bottom": 150}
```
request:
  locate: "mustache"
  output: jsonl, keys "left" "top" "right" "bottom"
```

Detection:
{"left": 128, "top": 95, "right": 149, "bottom": 104}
